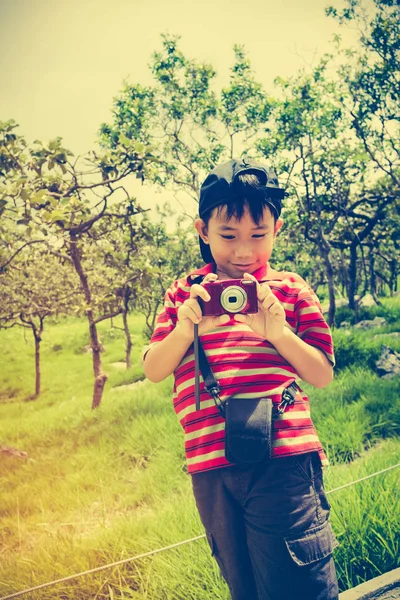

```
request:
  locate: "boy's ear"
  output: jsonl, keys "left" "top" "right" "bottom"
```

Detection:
{"left": 194, "top": 218, "right": 209, "bottom": 242}
{"left": 274, "top": 218, "right": 284, "bottom": 237}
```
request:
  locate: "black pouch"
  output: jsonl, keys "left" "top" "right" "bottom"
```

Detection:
{"left": 224, "top": 397, "right": 273, "bottom": 465}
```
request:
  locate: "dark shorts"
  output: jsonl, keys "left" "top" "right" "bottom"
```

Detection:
{"left": 191, "top": 452, "right": 339, "bottom": 600}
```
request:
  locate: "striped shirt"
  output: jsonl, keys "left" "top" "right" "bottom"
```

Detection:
{"left": 146, "top": 261, "right": 335, "bottom": 474}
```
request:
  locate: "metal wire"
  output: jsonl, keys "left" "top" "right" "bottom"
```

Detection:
{"left": 1, "top": 462, "right": 399, "bottom": 600}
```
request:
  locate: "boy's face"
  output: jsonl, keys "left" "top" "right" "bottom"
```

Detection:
{"left": 195, "top": 204, "right": 283, "bottom": 280}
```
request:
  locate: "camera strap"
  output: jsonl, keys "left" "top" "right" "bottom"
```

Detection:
{"left": 194, "top": 324, "right": 224, "bottom": 415}
{"left": 193, "top": 324, "right": 298, "bottom": 417}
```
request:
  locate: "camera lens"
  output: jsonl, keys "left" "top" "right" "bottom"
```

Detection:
{"left": 220, "top": 285, "right": 247, "bottom": 313}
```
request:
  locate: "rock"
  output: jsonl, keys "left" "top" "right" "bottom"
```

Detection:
{"left": 373, "top": 332, "right": 400, "bottom": 340}
{"left": 339, "top": 321, "right": 351, "bottom": 329}
{"left": 354, "top": 317, "right": 386, "bottom": 330}
{"left": 358, "top": 293, "right": 377, "bottom": 307}
{"left": 0, "top": 446, "right": 28, "bottom": 459}
{"left": 82, "top": 344, "right": 105, "bottom": 353}
{"left": 321, "top": 297, "right": 348, "bottom": 313}
{"left": 375, "top": 346, "right": 400, "bottom": 379}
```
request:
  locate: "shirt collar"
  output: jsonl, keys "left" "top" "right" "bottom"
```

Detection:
{"left": 188, "top": 262, "right": 271, "bottom": 282}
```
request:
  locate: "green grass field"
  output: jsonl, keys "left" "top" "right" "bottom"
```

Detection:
{"left": 0, "top": 304, "right": 399, "bottom": 599}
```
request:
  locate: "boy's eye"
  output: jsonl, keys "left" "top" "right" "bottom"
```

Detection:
{"left": 220, "top": 234, "right": 266, "bottom": 240}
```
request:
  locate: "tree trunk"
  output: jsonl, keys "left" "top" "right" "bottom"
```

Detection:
{"left": 122, "top": 308, "right": 132, "bottom": 369}
{"left": 34, "top": 333, "right": 41, "bottom": 397}
{"left": 24, "top": 315, "right": 44, "bottom": 399}
{"left": 69, "top": 234, "right": 108, "bottom": 409}
{"left": 348, "top": 244, "right": 358, "bottom": 311}
{"left": 319, "top": 244, "right": 336, "bottom": 327}
{"left": 390, "top": 259, "right": 397, "bottom": 295}
{"left": 369, "top": 252, "right": 381, "bottom": 304}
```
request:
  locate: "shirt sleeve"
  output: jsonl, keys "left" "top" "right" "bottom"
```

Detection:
{"left": 141, "top": 281, "right": 178, "bottom": 362}
{"left": 294, "top": 285, "right": 335, "bottom": 366}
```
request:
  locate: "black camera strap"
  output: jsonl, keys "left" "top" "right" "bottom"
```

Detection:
{"left": 193, "top": 323, "right": 298, "bottom": 417}
{"left": 194, "top": 324, "right": 224, "bottom": 415}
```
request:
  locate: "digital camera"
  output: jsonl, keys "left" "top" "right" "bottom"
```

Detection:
{"left": 199, "top": 279, "right": 258, "bottom": 317}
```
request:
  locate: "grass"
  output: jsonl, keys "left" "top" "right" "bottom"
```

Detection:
{"left": 0, "top": 309, "right": 399, "bottom": 599}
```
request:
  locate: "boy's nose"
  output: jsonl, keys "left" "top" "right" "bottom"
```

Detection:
{"left": 234, "top": 245, "right": 253, "bottom": 259}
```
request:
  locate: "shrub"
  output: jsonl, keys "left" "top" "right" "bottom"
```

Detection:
{"left": 357, "top": 303, "right": 400, "bottom": 324}
{"left": 363, "top": 378, "right": 400, "bottom": 439}
{"left": 335, "top": 301, "right": 400, "bottom": 328}
{"left": 332, "top": 331, "right": 381, "bottom": 372}
{"left": 335, "top": 306, "right": 357, "bottom": 326}
{"left": 318, "top": 402, "right": 371, "bottom": 463}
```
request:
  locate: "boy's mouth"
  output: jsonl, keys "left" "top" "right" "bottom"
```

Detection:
{"left": 232, "top": 263, "right": 254, "bottom": 270}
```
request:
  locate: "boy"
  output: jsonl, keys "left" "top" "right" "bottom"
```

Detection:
{"left": 143, "top": 158, "right": 339, "bottom": 600}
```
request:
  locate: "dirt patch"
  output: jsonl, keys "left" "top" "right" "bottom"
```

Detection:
{"left": 0, "top": 445, "right": 28, "bottom": 459}
{"left": 110, "top": 362, "right": 128, "bottom": 370}
{"left": 112, "top": 379, "right": 147, "bottom": 392}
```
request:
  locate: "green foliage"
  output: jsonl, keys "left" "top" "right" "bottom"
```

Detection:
{"left": 324, "top": 440, "right": 400, "bottom": 590}
{"left": 1, "top": 12, "right": 400, "bottom": 596}
{"left": 335, "top": 300, "right": 400, "bottom": 326}
{"left": 1, "top": 309, "right": 400, "bottom": 596}
{"left": 134, "top": 208, "right": 200, "bottom": 339}
{"left": 332, "top": 331, "right": 382, "bottom": 372}
{"left": 357, "top": 303, "right": 400, "bottom": 324}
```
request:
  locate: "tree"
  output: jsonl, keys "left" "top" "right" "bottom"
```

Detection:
{"left": 0, "top": 120, "right": 155, "bottom": 408}
{"left": 134, "top": 207, "right": 200, "bottom": 339}
{"left": 256, "top": 51, "right": 398, "bottom": 323}
{"left": 327, "top": 0, "right": 400, "bottom": 185}
{"left": 100, "top": 34, "right": 273, "bottom": 215}
{"left": 0, "top": 246, "right": 80, "bottom": 397}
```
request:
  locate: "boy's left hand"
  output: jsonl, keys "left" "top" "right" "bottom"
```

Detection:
{"left": 233, "top": 272, "right": 286, "bottom": 343}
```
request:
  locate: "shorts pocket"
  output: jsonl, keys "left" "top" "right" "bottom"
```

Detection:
{"left": 205, "top": 530, "right": 230, "bottom": 584}
{"left": 293, "top": 451, "right": 321, "bottom": 485}
{"left": 206, "top": 530, "right": 217, "bottom": 557}
{"left": 284, "top": 520, "right": 339, "bottom": 566}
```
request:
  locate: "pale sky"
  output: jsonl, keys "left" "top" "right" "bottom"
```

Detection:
{"left": 0, "top": 0, "right": 364, "bottom": 216}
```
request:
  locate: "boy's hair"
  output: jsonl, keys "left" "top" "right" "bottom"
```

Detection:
{"left": 198, "top": 158, "right": 286, "bottom": 263}
{"left": 201, "top": 173, "right": 279, "bottom": 228}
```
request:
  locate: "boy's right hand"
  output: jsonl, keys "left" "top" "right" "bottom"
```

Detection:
{"left": 177, "top": 273, "right": 231, "bottom": 341}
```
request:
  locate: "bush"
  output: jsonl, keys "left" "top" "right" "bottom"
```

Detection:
{"left": 335, "top": 301, "right": 400, "bottom": 328}
{"left": 363, "top": 378, "right": 400, "bottom": 439}
{"left": 318, "top": 402, "right": 371, "bottom": 463}
{"left": 335, "top": 306, "right": 356, "bottom": 326}
{"left": 332, "top": 331, "right": 381, "bottom": 372}
{"left": 357, "top": 303, "right": 400, "bottom": 324}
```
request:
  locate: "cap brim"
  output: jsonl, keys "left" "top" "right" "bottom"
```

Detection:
{"left": 265, "top": 200, "right": 281, "bottom": 219}
{"left": 199, "top": 237, "right": 214, "bottom": 264}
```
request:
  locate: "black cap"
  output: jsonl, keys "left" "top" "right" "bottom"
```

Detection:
{"left": 198, "top": 158, "right": 286, "bottom": 263}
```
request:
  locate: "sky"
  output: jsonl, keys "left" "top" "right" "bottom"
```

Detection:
{"left": 0, "top": 0, "right": 365, "bottom": 216}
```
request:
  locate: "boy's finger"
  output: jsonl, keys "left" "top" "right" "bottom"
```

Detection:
{"left": 185, "top": 298, "right": 202, "bottom": 320}
{"left": 180, "top": 303, "right": 202, "bottom": 323}
{"left": 201, "top": 273, "right": 218, "bottom": 285}
{"left": 233, "top": 313, "right": 251, "bottom": 325}
{"left": 243, "top": 272, "right": 260, "bottom": 291}
{"left": 213, "top": 314, "right": 230, "bottom": 327}
{"left": 258, "top": 283, "right": 271, "bottom": 301}
{"left": 190, "top": 283, "right": 211, "bottom": 302}
{"left": 270, "top": 303, "right": 285, "bottom": 317}
{"left": 262, "top": 295, "right": 278, "bottom": 311}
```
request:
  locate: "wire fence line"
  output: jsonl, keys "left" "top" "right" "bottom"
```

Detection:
{"left": 1, "top": 462, "right": 399, "bottom": 600}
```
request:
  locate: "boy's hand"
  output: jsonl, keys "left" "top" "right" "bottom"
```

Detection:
{"left": 233, "top": 272, "right": 286, "bottom": 343}
{"left": 177, "top": 273, "right": 230, "bottom": 341}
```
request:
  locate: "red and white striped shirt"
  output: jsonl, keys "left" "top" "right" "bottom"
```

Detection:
{"left": 146, "top": 262, "right": 335, "bottom": 474}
